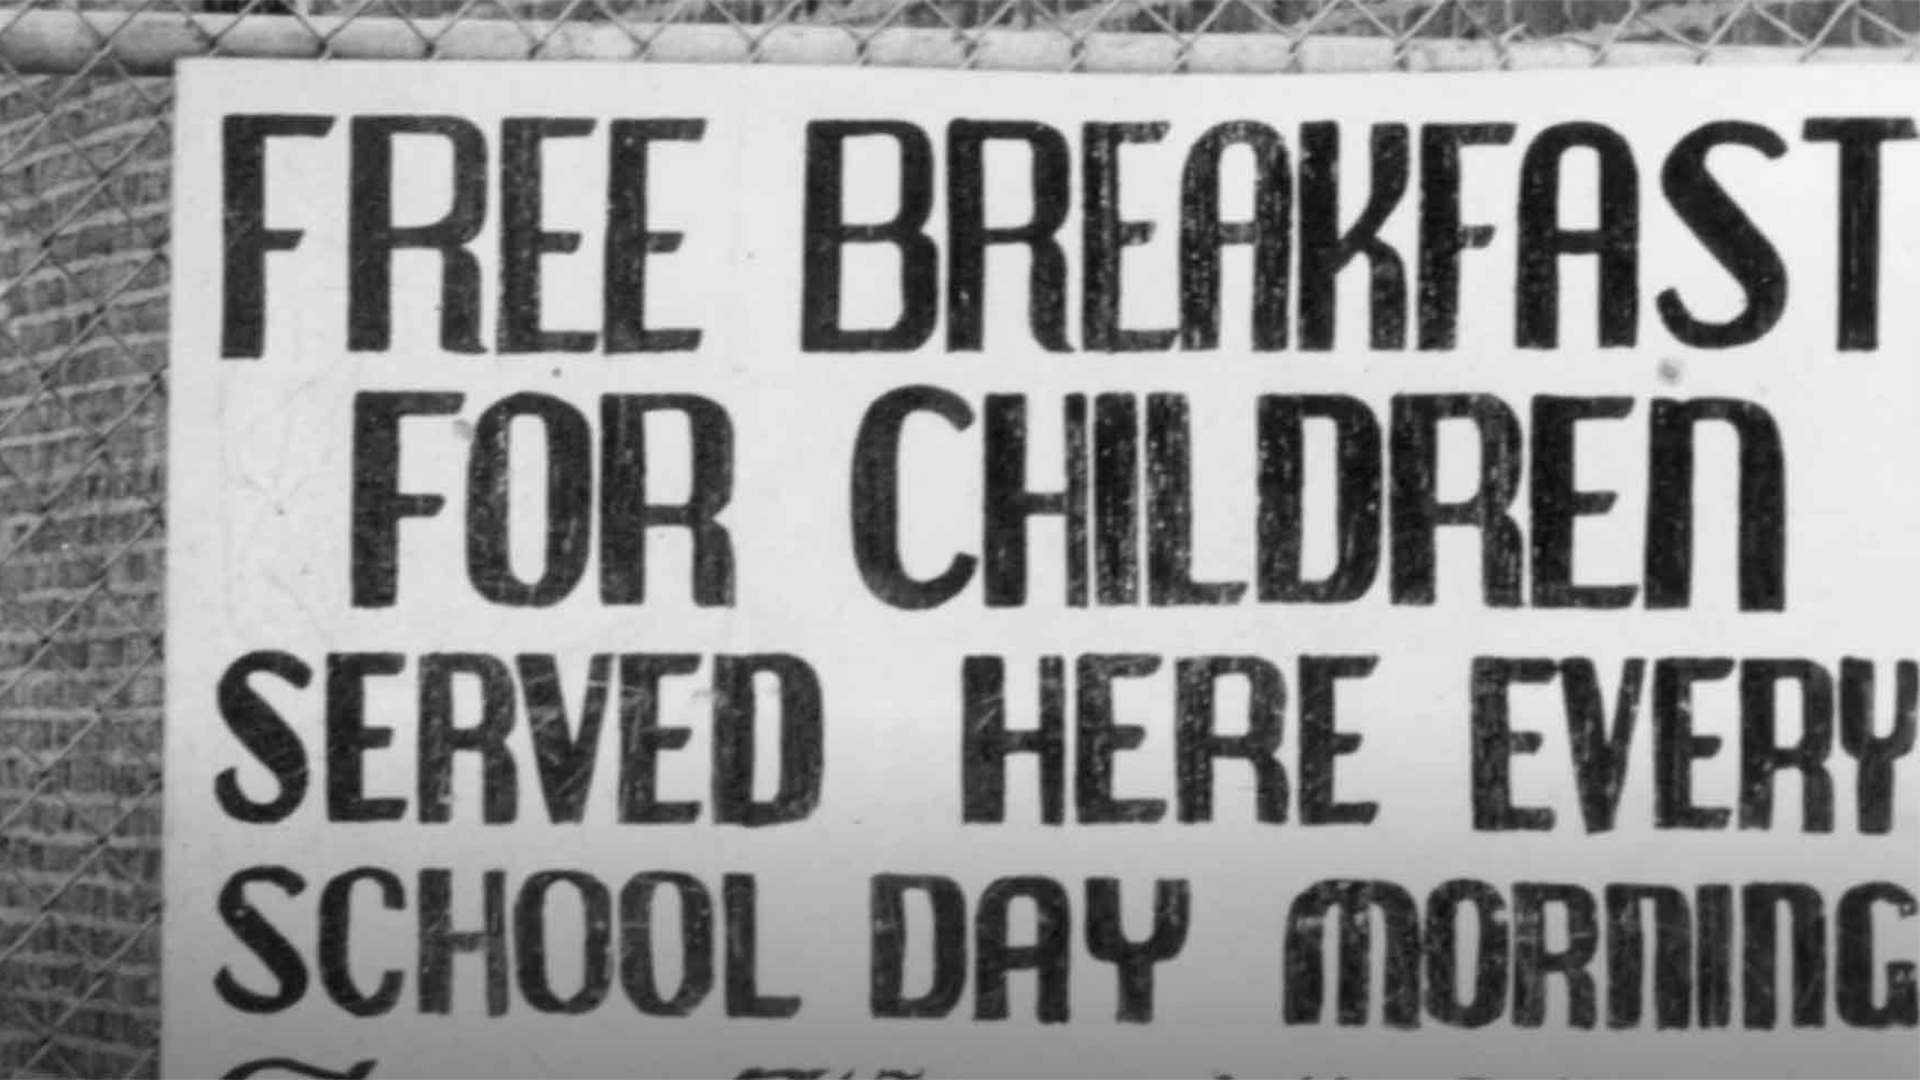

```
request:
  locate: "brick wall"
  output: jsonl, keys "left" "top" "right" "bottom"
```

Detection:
{"left": 0, "top": 73, "right": 168, "bottom": 1080}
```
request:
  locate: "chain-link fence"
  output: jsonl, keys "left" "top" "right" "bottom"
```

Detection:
{"left": 1, "top": 1, "right": 1918, "bottom": 1076}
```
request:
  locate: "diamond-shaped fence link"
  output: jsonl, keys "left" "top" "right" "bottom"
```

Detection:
{"left": 0, "top": 1, "right": 1916, "bottom": 1076}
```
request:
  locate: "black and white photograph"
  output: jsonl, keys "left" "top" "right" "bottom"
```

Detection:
{"left": 1, "top": 3, "right": 1917, "bottom": 1078}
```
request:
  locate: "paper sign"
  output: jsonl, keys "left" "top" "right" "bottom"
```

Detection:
{"left": 166, "top": 59, "right": 1920, "bottom": 1079}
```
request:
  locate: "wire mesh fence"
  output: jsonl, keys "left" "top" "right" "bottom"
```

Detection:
{"left": 1, "top": 1, "right": 1918, "bottom": 1077}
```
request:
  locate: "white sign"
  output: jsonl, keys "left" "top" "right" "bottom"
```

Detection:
{"left": 167, "top": 59, "right": 1920, "bottom": 1079}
